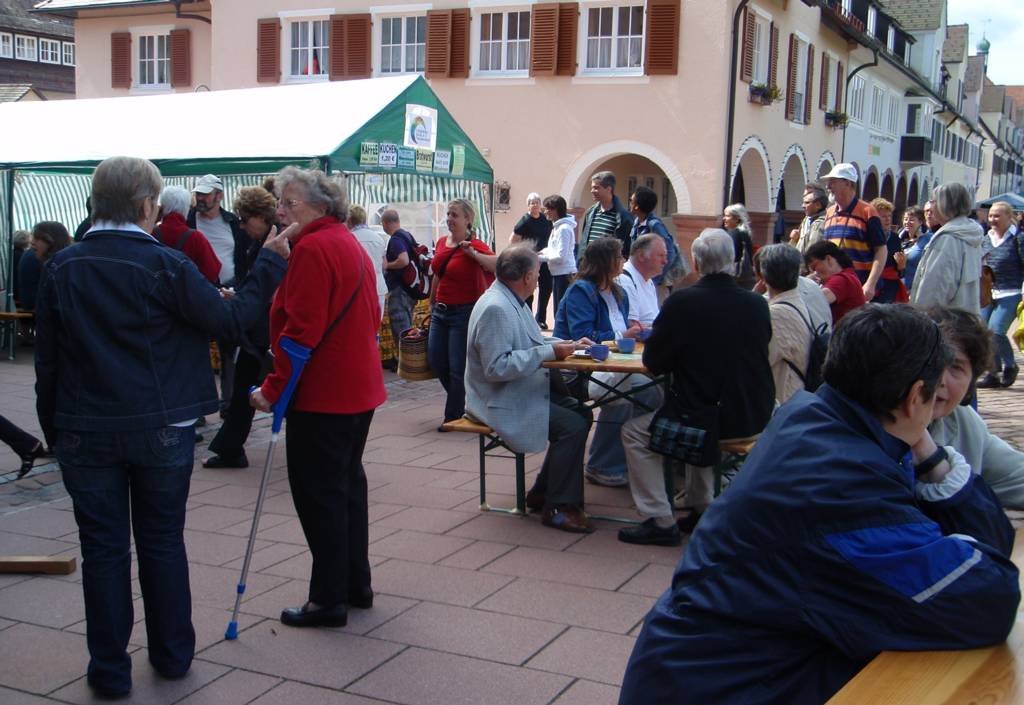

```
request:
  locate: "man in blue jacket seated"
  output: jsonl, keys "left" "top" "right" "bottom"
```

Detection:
{"left": 618, "top": 304, "right": 1020, "bottom": 705}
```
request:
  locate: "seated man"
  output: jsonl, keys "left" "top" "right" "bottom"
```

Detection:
{"left": 618, "top": 229, "right": 775, "bottom": 546}
{"left": 465, "top": 246, "right": 595, "bottom": 533}
{"left": 617, "top": 233, "right": 665, "bottom": 330}
{"left": 753, "top": 244, "right": 814, "bottom": 404}
{"left": 619, "top": 305, "right": 1020, "bottom": 705}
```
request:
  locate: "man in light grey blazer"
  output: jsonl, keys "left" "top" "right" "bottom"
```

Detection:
{"left": 466, "top": 246, "right": 595, "bottom": 533}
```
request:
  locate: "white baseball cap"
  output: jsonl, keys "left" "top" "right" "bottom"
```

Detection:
{"left": 821, "top": 163, "right": 858, "bottom": 183}
{"left": 193, "top": 174, "right": 224, "bottom": 194}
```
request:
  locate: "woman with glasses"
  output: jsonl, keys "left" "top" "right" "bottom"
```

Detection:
{"left": 251, "top": 167, "right": 385, "bottom": 629}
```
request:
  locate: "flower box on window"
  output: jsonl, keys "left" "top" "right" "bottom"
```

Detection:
{"left": 825, "top": 110, "right": 849, "bottom": 129}
{"left": 749, "top": 83, "right": 782, "bottom": 105}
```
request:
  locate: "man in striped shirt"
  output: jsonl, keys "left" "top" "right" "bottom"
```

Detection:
{"left": 820, "top": 163, "right": 887, "bottom": 302}
{"left": 580, "top": 170, "right": 633, "bottom": 258}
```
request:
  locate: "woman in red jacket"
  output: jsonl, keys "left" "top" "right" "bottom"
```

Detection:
{"left": 252, "top": 167, "right": 386, "bottom": 628}
{"left": 429, "top": 199, "right": 497, "bottom": 427}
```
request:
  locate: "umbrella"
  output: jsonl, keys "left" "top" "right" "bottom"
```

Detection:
{"left": 975, "top": 192, "right": 1024, "bottom": 209}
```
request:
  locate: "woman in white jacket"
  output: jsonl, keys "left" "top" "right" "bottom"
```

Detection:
{"left": 539, "top": 195, "right": 578, "bottom": 316}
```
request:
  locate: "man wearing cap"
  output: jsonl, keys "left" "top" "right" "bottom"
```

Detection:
{"left": 189, "top": 174, "right": 248, "bottom": 413}
{"left": 820, "top": 163, "right": 888, "bottom": 302}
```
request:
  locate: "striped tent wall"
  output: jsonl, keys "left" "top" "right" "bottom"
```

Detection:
{"left": 347, "top": 173, "right": 493, "bottom": 247}
{"left": 12, "top": 172, "right": 91, "bottom": 232}
{"left": 1, "top": 170, "right": 11, "bottom": 305}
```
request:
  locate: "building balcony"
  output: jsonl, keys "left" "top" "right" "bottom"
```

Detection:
{"left": 819, "top": 0, "right": 867, "bottom": 42}
{"left": 900, "top": 135, "right": 933, "bottom": 166}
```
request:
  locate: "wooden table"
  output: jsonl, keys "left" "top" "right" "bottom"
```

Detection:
{"left": 542, "top": 343, "right": 663, "bottom": 412}
{"left": 0, "top": 311, "right": 33, "bottom": 361}
{"left": 827, "top": 527, "right": 1024, "bottom": 704}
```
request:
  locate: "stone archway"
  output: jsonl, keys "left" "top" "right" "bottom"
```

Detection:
{"left": 894, "top": 174, "right": 908, "bottom": 215}
{"left": 816, "top": 151, "right": 837, "bottom": 179}
{"left": 730, "top": 141, "right": 774, "bottom": 244}
{"left": 880, "top": 172, "right": 895, "bottom": 202}
{"left": 862, "top": 169, "right": 880, "bottom": 201}
{"left": 908, "top": 175, "right": 920, "bottom": 207}
{"left": 560, "top": 140, "right": 692, "bottom": 215}
{"left": 778, "top": 149, "right": 809, "bottom": 237}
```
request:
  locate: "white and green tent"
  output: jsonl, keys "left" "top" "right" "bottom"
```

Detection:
{"left": 0, "top": 74, "right": 493, "bottom": 309}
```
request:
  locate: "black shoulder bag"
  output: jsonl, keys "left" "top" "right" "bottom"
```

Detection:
{"left": 648, "top": 375, "right": 722, "bottom": 467}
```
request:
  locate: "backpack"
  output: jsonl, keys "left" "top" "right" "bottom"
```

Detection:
{"left": 778, "top": 301, "right": 830, "bottom": 392}
{"left": 396, "top": 230, "right": 433, "bottom": 300}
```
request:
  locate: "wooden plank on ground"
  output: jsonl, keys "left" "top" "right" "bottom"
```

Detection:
{"left": 0, "top": 556, "right": 77, "bottom": 575}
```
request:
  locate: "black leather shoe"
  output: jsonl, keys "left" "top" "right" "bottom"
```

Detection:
{"left": 977, "top": 372, "right": 1001, "bottom": 389}
{"left": 203, "top": 453, "right": 249, "bottom": 469}
{"left": 676, "top": 511, "right": 703, "bottom": 534}
{"left": 280, "top": 602, "right": 348, "bottom": 628}
{"left": 17, "top": 442, "right": 46, "bottom": 479}
{"left": 349, "top": 586, "right": 374, "bottom": 609}
{"left": 1000, "top": 365, "right": 1019, "bottom": 388}
{"left": 618, "top": 518, "right": 682, "bottom": 546}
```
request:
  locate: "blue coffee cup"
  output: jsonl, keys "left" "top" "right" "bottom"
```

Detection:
{"left": 589, "top": 344, "right": 610, "bottom": 362}
{"left": 617, "top": 337, "right": 636, "bottom": 354}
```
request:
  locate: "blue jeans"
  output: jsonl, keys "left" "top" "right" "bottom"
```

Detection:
{"left": 982, "top": 294, "right": 1022, "bottom": 371}
{"left": 59, "top": 426, "right": 195, "bottom": 694}
{"left": 428, "top": 303, "right": 474, "bottom": 422}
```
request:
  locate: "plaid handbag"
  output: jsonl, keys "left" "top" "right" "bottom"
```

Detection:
{"left": 648, "top": 391, "right": 721, "bottom": 467}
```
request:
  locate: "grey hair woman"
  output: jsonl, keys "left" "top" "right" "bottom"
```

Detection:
{"left": 512, "top": 190, "right": 555, "bottom": 328}
{"left": 692, "top": 228, "right": 737, "bottom": 276}
{"left": 722, "top": 204, "right": 755, "bottom": 288}
{"left": 910, "top": 183, "right": 985, "bottom": 314}
{"left": 275, "top": 166, "right": 348, "bottom": 223}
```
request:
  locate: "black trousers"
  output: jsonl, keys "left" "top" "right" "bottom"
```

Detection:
{"left": 529, "top": 392, "right": 592, "bottom": 507}
{"left": 526, "top": 262, "right": 553, "bottom": 325}
{"left": 285, "top": 409, "right": 373, "bottom": 607}
{"left": 0, "top": 414, "right": 39, "bottom": 457}
{"left": 209, "top": 349, "right": 266, "bottom": 459}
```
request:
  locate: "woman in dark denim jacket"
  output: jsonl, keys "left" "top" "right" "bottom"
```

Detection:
{"left": 34, "top": 156, "right": 290, "bottom": 698}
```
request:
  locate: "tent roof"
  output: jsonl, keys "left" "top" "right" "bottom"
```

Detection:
{"left": 0, "top": 75, "right": 492, "bottom": 181}
{"left": 976, "top": 192, "right": 1024, "bottom": 209}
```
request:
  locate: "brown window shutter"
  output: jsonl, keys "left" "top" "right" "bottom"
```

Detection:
{"left": 345, "top": 14, "right": 372, "bottom": 79}
{"left": 819, "top": 53, "right": 828, "bottom": 110}
{"left": 329, "top": 15, "right": 346, "bottom": 80}
{"left": 330, "top": 13, "right": 371, "bottom": 80}
{"left": 257, "top": 18, "right": 280, "bottom": 83}
{"left": 425, "top": 10, "right": 452, "bottom": 78}
{"left": 768, "top": 22, "right": 778, "bottom": 89}
{"left": 740, "top": 8, "right": 755, "bottom": 83}
{"left": 644, "top": 0, "right": 679, "bottom": 76}
{"left": 836, "top": 61, "right": 844, "bottom": 112}
{"left": 450, "top": 8, "right": 470, "bottom": 78}
{"left": 556, "top": 3, "right": 578, "bottom": 76}
{"left": 111, "top": 32, "right": 131, "bottom": 89}
{"left": 804, "top": 44, "right": 814, "bottom": 124}
{"left": 169, "top": 28, "right": 191, "bottom": 87}
{"left": 530, "top": 3, "right": 559, "bottom": 76}
{"left": 785, "top": 34, "right": 797, "bottom": 121}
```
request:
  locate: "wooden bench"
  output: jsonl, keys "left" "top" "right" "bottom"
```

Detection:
{"left": 0, "top": 310, "right": 34, "bottom": 361}
{"left": 441, "top": 417, "right": 527, "bottom": 515}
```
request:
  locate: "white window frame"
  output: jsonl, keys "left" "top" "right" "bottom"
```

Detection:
{"left": 136, "top": 32, "right": 170, "bottom": 88}
{"left": 870, "top": 85, "right": 885, "bottom": 129}
{"left": 474, "top": 8, "right": 531, "bottom": 76}
{"left": 38, "top": 38, "right": 61, "bottom": 64}
{"left": 824, "top": 53, "right": 839, "bottom": 111}
{"left": 0, "top": 32, "right": 13, "bottom": 59}
{"left": 887, "top": 90, "right": 899, "bottom": 135}
{"left": 867, "top": 7, "right": 876, "bottom": 36}
{"left": 750, "top": 7, "right": 771, "bottom": 86}
{"left": 579, "top": 1, "right": 645, "bottom": 76}
{"left": 62, "top": 41, "right": 75, "bottom": 66}
{"left": 14, "top": 34, "right": 37, "bottom": 61}
{"left": 849, "top": 75, "right": 866, "bottom": 122}
{"left": 283, "top": 16, "right": 330, "bottom": 81}
{"left": 886, "top": 27, "right": 894, "bottom": 53}
{"left": 791, "top": 35, "right": 809, "bottom": 124}
{"left": 378, "top": 13, "right": 427, "bottom": 75}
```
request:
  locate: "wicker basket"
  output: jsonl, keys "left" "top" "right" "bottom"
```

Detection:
{"left": 398, "top": 324, "right": 436, "bottom": 381}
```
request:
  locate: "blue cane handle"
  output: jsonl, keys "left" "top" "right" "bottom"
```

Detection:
{"left": 251, "top": 337, "right": 312, "bottom": 434}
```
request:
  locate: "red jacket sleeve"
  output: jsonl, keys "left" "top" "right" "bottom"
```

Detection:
{"left": 183, "top": 231, "right": 222, "bottom": 284}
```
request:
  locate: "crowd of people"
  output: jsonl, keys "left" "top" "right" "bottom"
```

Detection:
{"left": 3, "top": 155, "right": 1024, "bottom": 703}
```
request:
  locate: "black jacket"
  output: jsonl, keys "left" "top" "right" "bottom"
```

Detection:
{"left": 644, "top": 272, "right": 774, "bottom": 439}
{"left": 187, "top": 206, "right": 247, "bottom": 286}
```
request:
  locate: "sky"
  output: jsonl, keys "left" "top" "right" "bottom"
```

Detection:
{"left": 947, "top": 0, "right": 1024, "bottom": 86}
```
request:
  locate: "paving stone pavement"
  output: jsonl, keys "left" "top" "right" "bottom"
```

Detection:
{"left": 0, "top": 345, "right": 1022, "bottom": 704}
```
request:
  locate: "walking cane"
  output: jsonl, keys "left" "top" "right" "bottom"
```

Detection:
{"left": 224, "top": 337, "right": 311, "bottom": 640}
